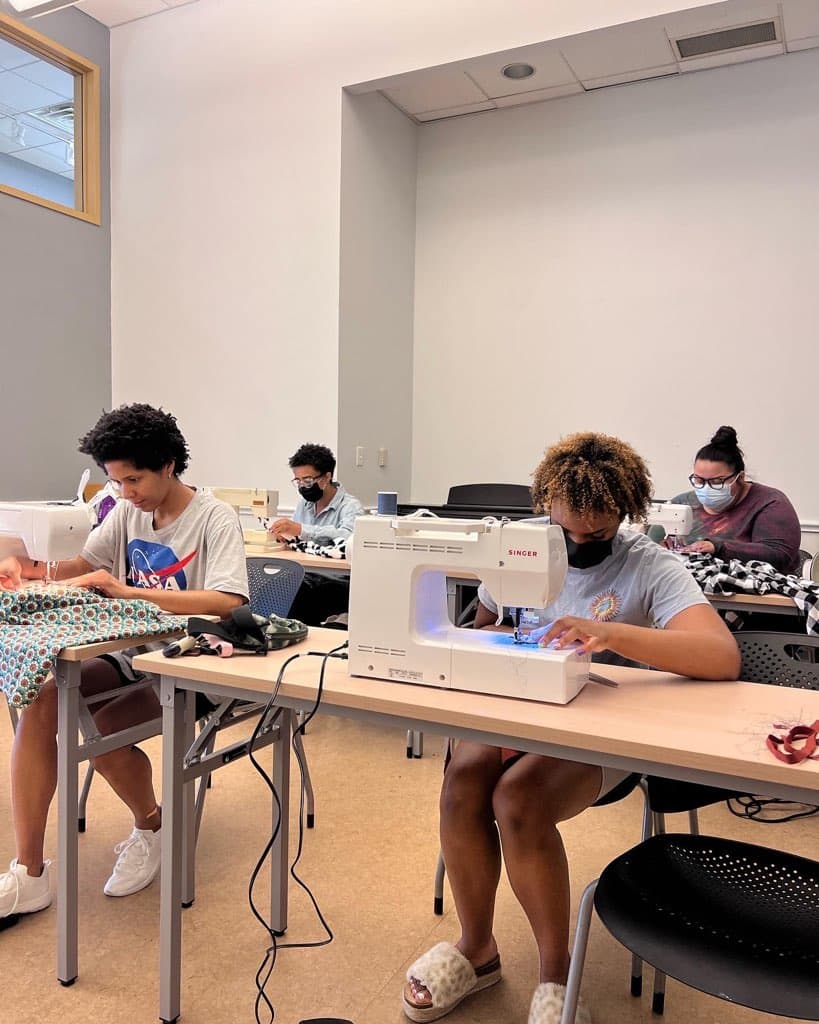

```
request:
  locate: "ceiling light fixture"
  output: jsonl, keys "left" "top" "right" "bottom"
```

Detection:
{"left": 0, "top": 0, "right": 82, "bottom": 18}
{"left": 502, "top": 63, "right": 536, "bottom": 80}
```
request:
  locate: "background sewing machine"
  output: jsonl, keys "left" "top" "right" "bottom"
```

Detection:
{"left": 210, "top": 487, "right": 281, "bottom": 548}
{"left": 348, "top": 513, "right": 589, "bottom": 704}
{"left": 0, "top": 500, "right": 95, "bottom": 567}
{"left": 635, "top": 501, "right": 694, "bottom": 548}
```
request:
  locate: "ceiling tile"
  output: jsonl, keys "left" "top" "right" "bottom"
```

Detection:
{"left": 559, "top": 20, "right": 676, "bottom": 80}
{"left": 0, "top": 36, "right": 38, "bottom": 71}
{"left": 383, "top": 70, "right": 488, "bottom": 116}
{"left": 582, "top": 65, "right": 678, "bottom": 90}
{"left": 464, "top": 42, "right": 577, "bottom": 98}
{"left": 781, "top": 0, "right": 819, "bottom": 42}
{"left": 11, "top": 144, "right": 68, "bottom": 173}
{"left": 0, "top": 69, "right": 64, "bottom": 114}
{"left": 415, "top": 100, "right": 496, "bottom": 123}
{"left": 492, "top": 83, "right": 583, "bottom": 108}
{"left": 12, "top": 58, "right": 75, "bottom": 99}
{"left": 664, "top": 1, "right": 778, "bottom": 40}
{"left": 787, "top": 34, "right": 819, "bottom": 52}
{"left": 75, "top": 0, "right": 167, "bottom": 27}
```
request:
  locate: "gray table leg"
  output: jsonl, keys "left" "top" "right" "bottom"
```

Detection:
{"left": 159, "top": 677, "right": 186, "bottom": 1024}
{"left": 270, "top": 707, "right": 291, "bottom": 935}
{"left": 181, "top": 695, "right": 197, "bottom": 909}
{"left": 56, "top": 660, "right": 82, "bottom": 986}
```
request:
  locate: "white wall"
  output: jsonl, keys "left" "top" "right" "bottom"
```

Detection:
{"left": 412, "top": 49, "right": 819, "bottom": 524}
{"left": 109, "top": 0, "right": 721, "bottom": 497}
{"left": 337, "top": 91, "right": 417, "bottom": 503}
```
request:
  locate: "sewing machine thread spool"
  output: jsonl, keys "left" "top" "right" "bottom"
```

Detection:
{"left": 376, "top": 491, "right": 398, "bottom": 516}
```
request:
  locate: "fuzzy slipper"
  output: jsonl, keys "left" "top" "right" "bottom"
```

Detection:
{"left": 528, "top": 982, "right": 591, "bottom": 1024}
{"left": 402, "top": 941, "right": 502, "bottom": 1022}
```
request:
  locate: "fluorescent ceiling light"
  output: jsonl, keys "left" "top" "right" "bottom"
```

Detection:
{"left": 0, "top": 0, "right": 81, "bottom": 17}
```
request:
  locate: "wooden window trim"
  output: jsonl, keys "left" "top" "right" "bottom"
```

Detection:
{"left": 0, "top": 12, "right": 101, "bottom": 225}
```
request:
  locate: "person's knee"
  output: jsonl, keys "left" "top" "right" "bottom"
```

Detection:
{"left": 19, "top": 679, "right": 58, "bottom": 730}
{"left": 492, "top": 772, "right": 559, "bottom": 836}
{"left": 440, "top": 755, "right": 495, "bottom": 822}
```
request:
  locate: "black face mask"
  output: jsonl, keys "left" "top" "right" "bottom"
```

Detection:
{"left": 298, "top": 483, "right": 323, "bottom": 503}
{"left": 563, "top": 531, "right": 613, "bottom": 569}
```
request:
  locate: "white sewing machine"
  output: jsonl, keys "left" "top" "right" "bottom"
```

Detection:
{"left": 348, "top": 513, "right": 589, "bottom": 704}
{"left": 642, "top": 501, "right": 693, "bottom": 546}
{"left": 0, "top": 500, "right": 94, "bottom": 562}
{"left": 210, "top": 487, "right": 279, "bottom": 546}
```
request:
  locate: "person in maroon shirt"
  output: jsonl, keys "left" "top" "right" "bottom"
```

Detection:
{"left": 672, "top": 425, "right": 802, "bottom": 575}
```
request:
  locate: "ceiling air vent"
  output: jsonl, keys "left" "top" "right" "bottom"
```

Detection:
{"left": 675, "top": 20, "right": 777, "bottom": 60}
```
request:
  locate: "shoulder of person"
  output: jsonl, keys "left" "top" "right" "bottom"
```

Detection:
{"left": 194, "top": 491, "right": 244, "bottom": 528}
{"left": 748, "top": 481, "right": 795, "bottom": 507}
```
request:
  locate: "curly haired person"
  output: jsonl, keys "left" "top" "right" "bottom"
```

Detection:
{"left": 0, "top": 404, "right": 248, "bottom": 919}
{"left": 402, "top": 432, "right": 740, "bottom": 1024}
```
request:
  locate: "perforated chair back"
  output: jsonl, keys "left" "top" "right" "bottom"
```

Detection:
{"left": 736, "top": 631, "right": 819, "bottom": 690}
{"left": 445, "top": 483, "right": 531, "bottom": 508}
{"left": 246, "top": 557, "right": 305, "bottom": 618}
{"left": 592, "top": 833, "right": 819, "bottom": 1019}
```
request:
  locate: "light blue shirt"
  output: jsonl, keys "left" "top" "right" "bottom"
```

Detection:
{"left": 292, "top": 482, "right": 363, "bottom": 542}
{"left": 478, "top": 529, "right": 708, "bottom": 667}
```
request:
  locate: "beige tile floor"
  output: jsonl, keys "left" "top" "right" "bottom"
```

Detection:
{"left": 0, "top": 711, "right": 816, "bottom": 1024}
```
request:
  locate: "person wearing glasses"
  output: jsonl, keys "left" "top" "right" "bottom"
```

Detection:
{"left": 267, "top": 443, "right": 363, "bottom": 624}
{"left": 671, "top": 425, "right": 801, "bottom": 574}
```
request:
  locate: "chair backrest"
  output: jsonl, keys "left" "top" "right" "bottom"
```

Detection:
{"left": 736, "top": 631, "right": 819, "bottom": 690}
{"left": 445, "top": 483, "right": 531, "bottom": 509}
{"left": 246, "top": 557, "right": 305, "bottom": 617}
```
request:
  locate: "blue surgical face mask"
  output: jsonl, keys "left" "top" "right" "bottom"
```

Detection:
{"left": 696, "top": 484, "right": 734, "bottom": 512}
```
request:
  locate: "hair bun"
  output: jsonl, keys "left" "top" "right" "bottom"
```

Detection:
{"left": 710, "top": 425, "right": 739, "bottom": 448}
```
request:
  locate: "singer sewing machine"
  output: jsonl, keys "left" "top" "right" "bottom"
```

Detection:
{"left": 643, "top": 501, "right": 693, "bottom": 547}
{"left": 0, "top": 500, "right": 94, "bottom": 563}
{"left": 210, "top": 487, "right": 279, "bottom": 547}
{"left": 348, "top": 513, "right": 589, "bottom": 704}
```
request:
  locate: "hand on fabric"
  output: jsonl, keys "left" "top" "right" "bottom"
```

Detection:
{"left": 680, "top": 540, "right": 715, "bottom": 555}
{"left": 268, "top": 518, "right": 302, "bottom": 541}
{"left": 62, "top": 569, "right": 130, "bottom": 598}
{"left": 537, "top": 615, "right": 615, "bottom": 656}
{"left": 0, "top": 557, "right": 22, "bottom": 591}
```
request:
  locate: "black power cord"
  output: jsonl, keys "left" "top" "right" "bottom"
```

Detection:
{"left": 246, "top": 642, "right": 349, "bottom": 1023}
{"left": 727, "top": 794, "right": 819, "bottom": 824}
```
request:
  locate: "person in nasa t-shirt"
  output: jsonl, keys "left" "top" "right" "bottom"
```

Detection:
{"left": 0, "top": 404, "right": 248, "bottom": 926}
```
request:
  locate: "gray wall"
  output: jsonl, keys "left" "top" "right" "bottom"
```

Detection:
{"left": 0, "top": 8, "right": 109, "bottom": 500}
{"left": 337, "top": 91, "right": 417, "bottom": 505}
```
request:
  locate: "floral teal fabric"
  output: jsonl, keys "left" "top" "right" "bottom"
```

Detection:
{"left": 0, "top": 585, "right": 187, "bottom": 708}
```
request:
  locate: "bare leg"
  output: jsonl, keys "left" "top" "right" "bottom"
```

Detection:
{"left": 9, "top": 659, "right": 150, "bottom": 874}
{"left": 11, "top": 680, "right": 58, "bottom": 875}
{"left": 493, "top": 755, "right": 601, "bottom": 983}
{"left": 406, "top": 742, "right": 505, "bottom": 1007}
{"left": 85, "top": 661, "right": 161, "bottom": 831}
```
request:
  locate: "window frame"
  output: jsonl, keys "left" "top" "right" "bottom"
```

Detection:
{"left": 0, "top": 12, "right": 100, "bottom": 225}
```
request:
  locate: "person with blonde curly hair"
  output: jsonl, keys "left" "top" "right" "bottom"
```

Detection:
{"left": 403, "top": 432, "right": 740, "bottom": 1024}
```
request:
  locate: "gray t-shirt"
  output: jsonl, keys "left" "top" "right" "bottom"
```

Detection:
{"left": 477, "top": 529, "right": 708, "bottom": 667}
{"left": 83, "top": 489, "right": 248, "bottom": 601}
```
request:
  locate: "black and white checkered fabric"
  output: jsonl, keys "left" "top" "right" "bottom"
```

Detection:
{"left": 286, "top": 536, "right": 348, "bottom": 560}
{"left": 684, "top": 553, "right": 819, "bottom": 636}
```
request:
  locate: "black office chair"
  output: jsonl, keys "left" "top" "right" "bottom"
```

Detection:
{"left": 566, "top": 833, "right": 819, "bottom": 1022}
{"left": 586, "top": 631, "right": 819, "bottom": 1016}
{"left": 245, "top": 557, "right": 306, "bottom": 620}
{"left": 445, "top": 482, "right": 532, "bottom": 508}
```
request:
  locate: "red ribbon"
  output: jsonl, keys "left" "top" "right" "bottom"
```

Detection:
{"left": 766, "top": 721, "right": 819, "bottom": 764}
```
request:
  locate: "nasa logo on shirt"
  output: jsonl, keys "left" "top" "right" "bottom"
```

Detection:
{"left": 127, "top": 540, "right": 197, "bottom": 591}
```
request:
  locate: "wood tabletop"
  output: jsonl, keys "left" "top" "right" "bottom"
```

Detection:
{"left": 135, "top": 627, "right": 819, "bottom": 801}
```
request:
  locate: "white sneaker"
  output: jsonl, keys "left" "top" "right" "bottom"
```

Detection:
{"left": 0, "top": 859, "right": 52, "bottom": 918}
{"left": 104, "top": 827, "right": 161, "bottom": 897}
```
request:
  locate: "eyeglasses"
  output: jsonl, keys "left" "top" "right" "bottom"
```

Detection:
{"left": 291, "top": 475, "right": 324, "bottom": 489}
{"left": 688, "top": 472, "right": 739, "bottom": 490}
